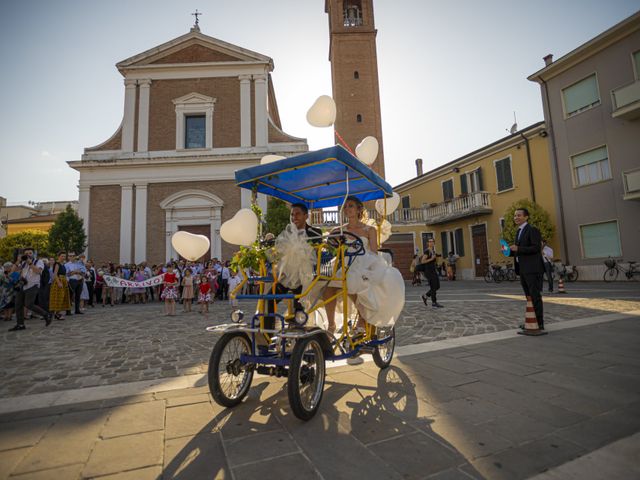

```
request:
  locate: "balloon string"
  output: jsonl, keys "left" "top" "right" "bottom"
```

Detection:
{"left": 334, "top": 130, "right": 354, "bottom": 155}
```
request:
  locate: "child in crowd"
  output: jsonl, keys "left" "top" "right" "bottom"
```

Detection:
{"left": 161, "top": 264, "right": 178, "bottom": 316}
{"left": 197, "top": 274, "right": 211, "bottom": 314}
{"left": 181, "top": 268, "right": 194, "bottom": 313}
{"left": 227, "top": 269, "right": 242, "bottom": 308}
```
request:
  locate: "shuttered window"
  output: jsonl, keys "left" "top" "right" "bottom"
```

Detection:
{"left": 455, "top": 228, "right": 465, "bottom": 256}
{"left": 442, "top": 179, "right": 454, "bottom": 201}
{"left": 572, "top": 146, "right": 611, "bottom": 186}
{"left": 495, "top": 158, "right": 513, "bottom": 192}
{"left": 580, "top": 221, "right": 621, "bottom": 258}
{"left": 440, "top": 232, "right": 448, "bottom": 256}
{"left": 562, "top": 74, "right": 600, "bottom": 117}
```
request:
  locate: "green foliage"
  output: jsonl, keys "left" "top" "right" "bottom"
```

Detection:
{"left": 48, "top": 205, "right": 87, "bottom": 255}
{"left": 229, "top": 243, "right": 268, "bottom": 273}
{"left": 264, "top": 197, "right": 290, "bottom": 237}
{"left": 502, "top": 199, "right": 555, "bottom": 244}
{"left": 0, "top": 230, "right": 51, "bottom": 262}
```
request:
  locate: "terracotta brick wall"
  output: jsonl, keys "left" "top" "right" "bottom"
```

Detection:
{"left": 148, "top": 77, "right": 241, "bottom": 151}
{"left": 85, "top": 126, "right": 122, "bottom": 152}
{"left": 268, "top": 120, "right": 300, "bottom": 143}
{"left": 146, "top": 180, "right": 242, "bottom": 265}
{"left": 89, "top": 185, "right": 121, "bottom": 264}
{"left": 151, "top": 44, "right": 239, "bottom": 64}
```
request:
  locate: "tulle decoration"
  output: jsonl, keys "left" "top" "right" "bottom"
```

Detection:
{"left": 366, "top": 218, "right": 392, "bottom": 244}
{"left": 275, "top": 223, "right": 316, "bottom": 290}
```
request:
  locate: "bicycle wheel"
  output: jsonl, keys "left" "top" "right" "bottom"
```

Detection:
{"left": 603, "top": 268, "right": 618, "bottom": 282}
{"left": 567, "top": 270, "right": 578, "bottom": 282}
{"left": 208, "top": 332, "right": 254, "bottom": 408}
{"left": 288, "top": 335, "right": 326, "bottom": 421}
{"left": 494, "top": 270, "right": 503, "bottom": 283}
{"left": 507, "top": 269, "right": 517, "bottom": 282}
{"left": 372, "top": 326, "right": 395, "bottom": 369}
{"left": 484, "top": 271, "right": 493, "bottom": 283}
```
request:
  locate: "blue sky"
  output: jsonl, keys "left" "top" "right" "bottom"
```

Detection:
{"left": 1, "top": 0, "right": 638, "bottom": 204}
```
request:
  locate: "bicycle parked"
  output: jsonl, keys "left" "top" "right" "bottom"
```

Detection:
{"left": 553, "top": 261, "right": 579, "bottom": 282}
{"left": 501, "top": 262, "right": 517, "bottom": 282}
{"left": 603, "top": 257, "right": 639, "bottom": 281}
{"left": 484, "top": 264, "right": 505, "bottom": 283}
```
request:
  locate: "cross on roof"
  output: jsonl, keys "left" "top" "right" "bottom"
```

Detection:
{"left": 191, "top": 9, "right": 202, "bottom": 28}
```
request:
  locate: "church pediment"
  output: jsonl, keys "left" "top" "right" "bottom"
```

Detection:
{"left": 117, "top": 30, "right": 273, "bottom": 71}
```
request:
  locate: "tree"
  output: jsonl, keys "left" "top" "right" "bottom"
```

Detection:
{"left": 503, "top": 199, "right": 555, "bottom": 244}
{"left": 264, "top": 197, "right": 291, "bottom": 237}
{"left": 48, "top": 205, "right": 87, "bottom": 254}
{"left": 0, "top": 230, "right": 51, "bottom": 262}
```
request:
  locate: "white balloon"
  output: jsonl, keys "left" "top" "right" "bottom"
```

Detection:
{"left": 355, "top": 136, "right": 379, "bottom": 165}
{"left": 306, "top": 95, "right": 337, "bottom": 127}
{"left": 220, "top": 209, "right": 258, "bottom": 246}
{"left": 260, "top": 154, "right": 286, "bottom": 165}
{"left": 375, "top": 192, "right": 401, "bottom": 216}
{"left": 171, "top": 231, "right": 210, "bottom": 261}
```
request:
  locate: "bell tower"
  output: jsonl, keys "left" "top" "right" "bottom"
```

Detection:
{"left": 326, "top": 0, "right": 385, "bottom": 178}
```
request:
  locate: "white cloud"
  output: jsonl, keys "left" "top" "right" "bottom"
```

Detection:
{"left": 41, "top": 150, "right": 51, "bottom": 157}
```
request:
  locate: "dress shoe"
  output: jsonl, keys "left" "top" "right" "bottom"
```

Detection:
{"left": 45, "top": 314, "right": 52, "bottom": 327}
{"left": 421, "top": 294, "right": 429, "bottom": 306}
{"left": 432, "top": 302, "right": 444, "bottom": 308}
{"left": 75, "top": 311, "right": 84, "bottom": 315}
{"left": 8, "top": 325, "right": 26, "bottom": 332}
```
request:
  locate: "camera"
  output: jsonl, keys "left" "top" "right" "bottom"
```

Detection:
{"left": 20, "top": 254, "right": 28, "bottom": 262}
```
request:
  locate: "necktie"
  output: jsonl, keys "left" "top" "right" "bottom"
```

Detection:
{"left": 517, "top": 227, "right": 523, "bottom": 242}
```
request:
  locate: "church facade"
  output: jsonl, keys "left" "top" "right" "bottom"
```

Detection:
{"left": 69, "top": 27, "right": 307, "bottom": 265}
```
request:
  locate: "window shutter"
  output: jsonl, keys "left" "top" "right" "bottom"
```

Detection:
{"left": 476, "top": 167, "right": 483, "bottom": 191}
{"left": 440, "top": 231, "right": 448, "bottom": 256}
{"left": 460, "top": 174, "right": 468, "bottom": 194}
{"left": 503, "top": 160, "right": 513, "bottom": 189}
{"left": 496, "top": 161, "right": 504, "bottom": 191}
{"left": 455, "top": 228, "right": 465, "bottom": 256}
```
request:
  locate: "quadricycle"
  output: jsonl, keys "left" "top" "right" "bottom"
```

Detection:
{"left": 206, "top": 145, "right": 400, "bottom": 420}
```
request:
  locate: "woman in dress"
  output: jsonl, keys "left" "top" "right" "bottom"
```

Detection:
{"left": 181, "top": 268, "right": 194, "bottom": 312}
{"left": 161, "top": 264, "right": 178, "bottom": 316}
{"left": 49, "top": 252, "right": 71, "bottom": 319}
{"left": 322, "top": 196, "right": 405, "bottom": 341}
{"left": 131, "top": 265, "right": 146, "bottom": 304}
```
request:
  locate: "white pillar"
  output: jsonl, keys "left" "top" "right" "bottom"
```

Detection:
{"left": 134, "top": 183, "right": 148, "bottom": 263}
{"left": 239, "top": 75, "right": 252, "bottom": 147}
{"left": 119, "top": 184, "right": 133, "bottom": 263}
{"left": 206, "top": 108, "right": 213, "bottom": 149}
{"left": 211, "top": 208, "right": 222, "bottom": 259}
{"left": 136, "top": 79, "right": 151, "bottom": 152}
{"left": 78, "top": 185, "right": 90, "bottom": 256}
{"left": 122, "top": 79, "right": 137, "bottom": 152}
{"left": 254, "top": 74, "right": 268, "bottom": 147}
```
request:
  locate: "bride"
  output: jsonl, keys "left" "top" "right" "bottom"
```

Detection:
{"left": 322, "top": 196, "right": 405, "bottom": 336}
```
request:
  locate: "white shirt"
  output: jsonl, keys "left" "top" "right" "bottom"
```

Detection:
{"left": 542, "top": 245, "right": 554, "bottom": 263}
{"left": 516, "top": 222, "right": 528, "bottom": 242}
{"left": 21, "top": 259, "right": 44, "bottom": 290}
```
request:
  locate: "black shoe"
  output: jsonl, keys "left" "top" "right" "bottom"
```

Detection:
{"left": 66, "top": 311, "right": 72, "bottom": 315}
{"left": 75, "top": 311, "right": 83, "bottom": 315}
{"left": 421, "top": 294, "right": 429, "bottom": 306}
{"left": 8, "top": 325, "right": 26, "bottom": 332}
{"left": 519, "top": 324, "right": 525, "bottom": 329}
{"left": 45, "top": 314, "right": 52, "bottom": 327}
{"left": 432, "top": 302, "right": 444, "bottom": 308}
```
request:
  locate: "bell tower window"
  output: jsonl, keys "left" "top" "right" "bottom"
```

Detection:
{"left": 343, "top": 1, "right": 363, "bottom": 27}
{"left": 354, "top": 71, "right": 359, "bottom": 79}
{"left": 356, "top": 114, "right": 362, "bottom": 123}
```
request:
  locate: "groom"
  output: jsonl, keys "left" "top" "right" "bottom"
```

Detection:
{"left": 264, "top": 203, "right": 322, "bottom": 329}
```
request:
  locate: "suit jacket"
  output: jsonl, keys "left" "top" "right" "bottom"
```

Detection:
{"left": 511, "top": 224, "right": 545, "bottom": 275}
{"left": 305, "top": 224, "right": 323, "bottom": 245}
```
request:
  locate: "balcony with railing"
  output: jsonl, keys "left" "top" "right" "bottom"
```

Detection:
{"left": 611, "top": 80, "right": 640, "bottom": 120}
{"left": 309, "top": 192, "right": 492, "bottom": 227}
{"left": 424, "top": 191, "right": 492, "bottom": 225}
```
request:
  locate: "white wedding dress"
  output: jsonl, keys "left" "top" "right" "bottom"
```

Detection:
{"left": 312, "top": 236, "right": 405, "bottom": 328}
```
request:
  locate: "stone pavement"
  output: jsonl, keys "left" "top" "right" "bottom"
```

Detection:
{"left": 0, "top": 313, "right": 639, "bottom": 479}
{"left": 1, "top": 281, "right": 639, "bottom": 399}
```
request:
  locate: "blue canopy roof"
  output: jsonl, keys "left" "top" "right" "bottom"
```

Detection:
{"left": 235, "top": 145, "right": 393, "bottom": 209}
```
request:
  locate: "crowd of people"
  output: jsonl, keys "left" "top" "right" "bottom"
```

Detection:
{"left": 0, "top": 251, "right": 250, "bottom": 331}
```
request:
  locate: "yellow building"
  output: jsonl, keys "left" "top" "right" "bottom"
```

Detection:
{"left": 6, "top": 214, "right": 58, "bottom": 235}
{"left": 392, "top": 121, "right": 560, "bottom": 279}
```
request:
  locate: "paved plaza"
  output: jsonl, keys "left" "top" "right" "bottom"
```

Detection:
{"left": 0, "top": 281, "right": 639, "bottom": 479}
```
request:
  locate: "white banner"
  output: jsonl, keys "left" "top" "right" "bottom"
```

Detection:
{"left": 104, "top": 274, "right": 165, "bottom": 289}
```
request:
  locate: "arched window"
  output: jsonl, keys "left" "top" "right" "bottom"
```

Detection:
{"left": 356, "top": 114, "right": 362, "bottom": 123}
{"left": 354, "top": 71, "right": 359, "bottom": 79}
{"left": 343, "top": 1, "right": 363, "bottom": 27}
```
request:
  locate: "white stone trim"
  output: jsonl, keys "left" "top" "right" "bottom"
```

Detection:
{"left": 123, "top": 64, "right": 269, "bottom": 81}
{"left": 137, "top": 79, "right": 152, "bottom": 152}
{"left": 119, "top": 184, "right": 133, "bottom": 263}
{"left": 254, "top": 74, "right": 268, "bottom": 147}
{"left": 173, "top": 92, "right": 216, "bottom": 150}
{"left": 160, "top": 190, "right": 225, "bottom": 262}
{"left": 78, "top": 185, "right": 90, "bottom": 256}
{"left": 134, "top": 183, "right": 148, "bottom": 263}
{"left": 239, "top": 75, "right": 252, "bottom": 147}
{"left": 122, "top": 79, "right": 137, "bottom": 152}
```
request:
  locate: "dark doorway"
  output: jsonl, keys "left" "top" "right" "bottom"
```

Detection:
{"left": 471, "top": 224, "right": 489, "bottom": 277}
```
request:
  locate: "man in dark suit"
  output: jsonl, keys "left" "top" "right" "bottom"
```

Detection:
{"left": 264, "top": 203, "right": 322, "bottom": 329}
{"left": 510, "top": 208, "right": 545, "bottom": 330}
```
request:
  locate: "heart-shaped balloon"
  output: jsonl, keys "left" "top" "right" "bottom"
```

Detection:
{"left": 171, "top": 231, "right": 210, "bottom": 261}
{"left": 306, "top": 95, "right": 336, "bottom": 127}
{"left": 260, "top": 154, "right": 286, "bottom": 165}
{"left": 220, "top": 208, "right": 258, "bottom": 246}
{"left": 375, "top": 192, "right": 401, "bottom": 216}
{"left": 355, "top": 136, "right": 379, "bottom": 165}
